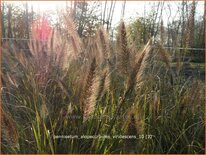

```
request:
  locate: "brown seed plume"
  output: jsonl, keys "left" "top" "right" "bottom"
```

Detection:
{"left": 117, "top": 21, "right": 131, "bottom": 75}
{"left": 1, "top": 110, "right": 19, "bottom": 148}
{"left": 156, "top": 43, "right": 175, "bottom": 84}
{"left": 126, "top": 39, "right": 152, "bottom": 95}
{"left": 81, "top": 58, "right": 97, "bottom": 122}
{"left": 96, "top": 67, "right": 110, "bottom": 102}
{"left": 63, "top": 15, "right": 82, "bottom": 56}
{"left": 97, "top": 27, "right": 111, "bottom": 60}
{"left": 124, "top": 109, "right": 143, "bottom": 153}
{"left": 156, "top": 43, "right": 171, "bottom": 69}
{"left": 127, "top": 113, "right": 138, "bottom": 135}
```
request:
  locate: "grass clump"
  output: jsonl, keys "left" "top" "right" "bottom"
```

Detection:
{"left": 1, "top": 19, "right": 205, "bottom": 154}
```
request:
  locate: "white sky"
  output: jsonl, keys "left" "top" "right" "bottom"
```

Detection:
{"left": 6, "top": 1, "right": 205, "bottom": 27}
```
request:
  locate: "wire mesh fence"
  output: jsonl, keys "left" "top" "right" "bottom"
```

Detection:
{"left": 1, "top": 37, "right": 205, "bottom": 50}
{"left": 2, "top": 38, "right": 205, "bottom": 61}
{"left": 1, "top": 37, "right": 205, "bottom": 80}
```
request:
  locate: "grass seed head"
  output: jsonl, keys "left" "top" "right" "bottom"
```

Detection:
{"left": 117, "top": 21, "right": 131, "bottom": 75}
{"left": 2, "top": 110, "right": 19, "bottom": 148}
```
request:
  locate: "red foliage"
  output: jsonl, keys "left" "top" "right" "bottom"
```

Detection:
{"left": 32, "top": 16, "right": 52, "bottom": 41}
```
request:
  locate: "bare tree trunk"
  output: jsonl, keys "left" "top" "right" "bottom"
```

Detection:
{"left": 7, "top": 5, "right": 12, "bottom": 38}
{"left": 186, "top": 0, "right": 196, "bottom": 48}
{"left": 151, "top": 2, "right": 160, "bottom": 37}
{"left": 154, "top": 1, "right": 164, "bottom": 37}
{"left": 1, "top": 1, "right": 5, "bottom": 38}
{"left": 109, "top": 0, "right": 116, "bottom": 29}
{"left": 167, "top": 4, "right": 172, "bottom": 47}
{"left": 103, "top": 0, "right": 107, "bottom": 25}
{"left": 160, "top": 19, "right": 164, "bottom": 45}
{"left": 204, "top": 0, "right": 205, "bottom": 48}
{"left": 181, "top": 0, "right": 187, "bottom": 48}
{"left": 121, "top": 0, "right": 126, "bottom": 20}
{"left": 106, "top": 0, "right": 113, "bottom": 30}
{"left": 143, "top": 2, "right": 146, "bottom": 44}
{"left": 77, "top": 2, "right": 87, "bottom": 37}
{"left": 25, "top": 2, "right": 29, "bottom": 39}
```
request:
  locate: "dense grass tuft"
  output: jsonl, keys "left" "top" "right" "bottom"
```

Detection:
{"left": 1, "top": 18, "right": 204, "bottom": 154}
